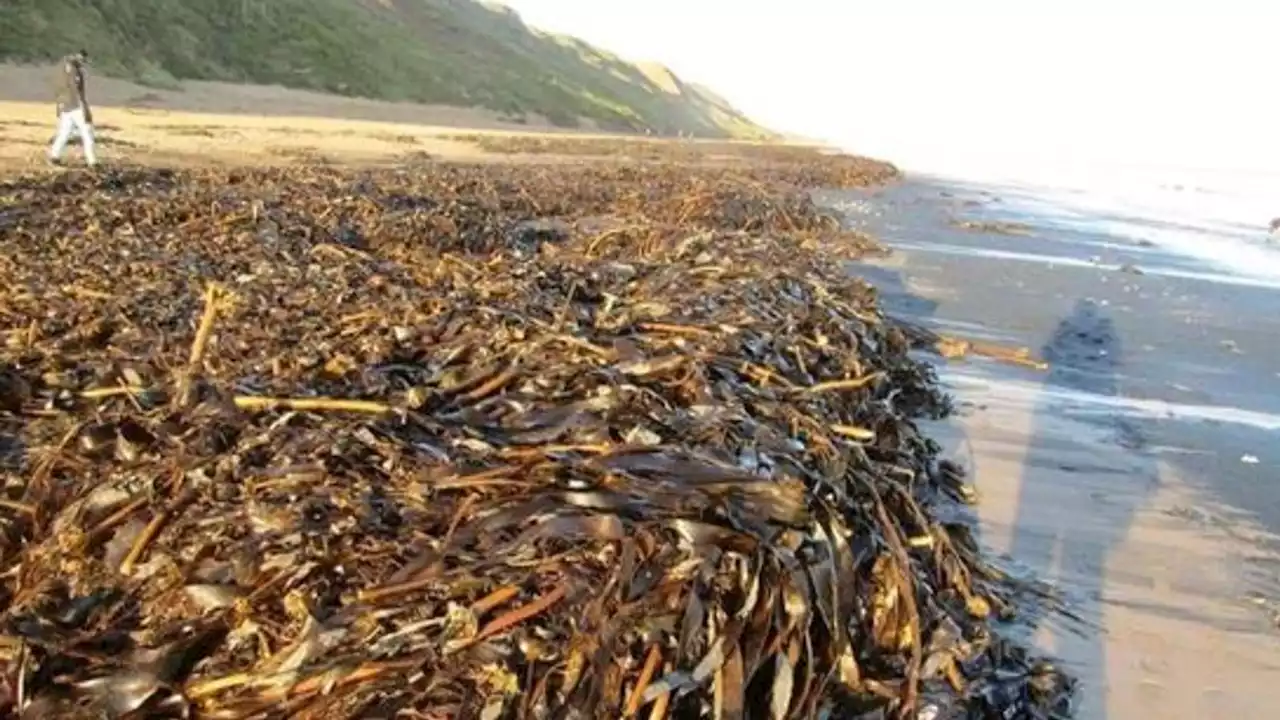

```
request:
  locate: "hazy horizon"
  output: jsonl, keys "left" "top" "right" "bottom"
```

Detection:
{"left": 505, "top": 1, "right": 1273, "bottom": 180}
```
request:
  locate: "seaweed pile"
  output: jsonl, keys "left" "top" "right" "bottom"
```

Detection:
{"left": 0, "top": 159, "right": 1072, "bottom": 718}
{"left": 445, "top": 134, "right": 901, "bottom": 189}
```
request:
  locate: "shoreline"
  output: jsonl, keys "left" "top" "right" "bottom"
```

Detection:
{"left": 836, "top": 174, "right": 1280, "bottom": 718}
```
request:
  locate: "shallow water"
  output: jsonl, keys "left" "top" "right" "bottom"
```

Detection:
{"left": 880, "top": 237, "right": 1280, "bottom": 289}
{"left": 919, "top": 163, "right": 1280, "bottom": 286}
{"left": 827, "top": 161, "right": 1280, "bottom": 513}
{"left": 939, "top": 363, "right": 1280, "bottom": 434}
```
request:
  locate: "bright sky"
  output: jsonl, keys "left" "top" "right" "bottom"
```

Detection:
{"left": 503, "top": 1, "right": 1275, "bottom": 178}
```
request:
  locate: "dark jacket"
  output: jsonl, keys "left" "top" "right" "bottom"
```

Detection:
{"left": 53, "top": 56, "right": 88, "bottom": 115}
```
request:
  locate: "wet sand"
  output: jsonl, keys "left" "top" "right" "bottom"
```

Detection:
{"left": 827, "top": 179, "right": 1280, "bottom": 718}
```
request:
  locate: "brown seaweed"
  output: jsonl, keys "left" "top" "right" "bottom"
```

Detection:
{"left": 0, "top": 157, "right": 1072, "bottom": 719}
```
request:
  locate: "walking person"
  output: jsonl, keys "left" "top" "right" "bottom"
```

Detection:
{"left": 49, "top": 50, "right": 98, "bottom": 168}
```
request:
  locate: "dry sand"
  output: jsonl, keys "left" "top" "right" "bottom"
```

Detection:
{"left": 0, "top": 63, "right": 804, "bottom": 174}
{"left": 0, "top": 98, "right": 492, "bottom": 172}
{"left": 0, "top": 63, "right": 526, "bottom": 172}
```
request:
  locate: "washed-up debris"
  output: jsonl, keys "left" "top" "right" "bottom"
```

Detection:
{"left": 947, "top": 220, "right": 1034, "bottom": 237}
{"left": 445, "top": 134, "right": 900, "bottom": 189}
{"left": 1244, "top": 592, "right": 1280, "bottom": 628}
{"left": 0, "top": 158, "right": 1072, "bottom": 718}
{"left": 895, "top": 322, "right": 1050, "bottom": 372}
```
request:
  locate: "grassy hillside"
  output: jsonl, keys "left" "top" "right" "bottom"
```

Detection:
{"left": 0, "top": 0, "right": 775, "bottom": 139}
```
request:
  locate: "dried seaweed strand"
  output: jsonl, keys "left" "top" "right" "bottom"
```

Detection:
{"left": 868, "top": 480, "right": 923, "bottom": 718}
{"left": 472, "top": 585, "right": 568, "bottom": 643}
{"left": 119, "top": 485, "right": 193, "bottom": 576}
{"left": 803, "top": 372, "right": 885, "bottom": 395}
{"left": 625, "top": 644, "right": 663, "bottom": 716}
{"left": 233, "top": 396, "right": 393, "bottom": 415}
{"left": 175, "top": 283, "right": 225, "bottom": 408}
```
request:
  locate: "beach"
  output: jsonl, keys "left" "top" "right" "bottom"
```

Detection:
{"left": 3, "top": 71, "right": 1277, "bottom": 713}
{"left": 827, "top": 174, "right": 1280, "bottom": 718}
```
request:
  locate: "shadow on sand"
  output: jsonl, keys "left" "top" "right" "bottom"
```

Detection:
{"left": 1003, "top": 298, "right": 1154, "bottom": 719}
{"left": 850, "top": 251, "right": 1155, "bottom": 718}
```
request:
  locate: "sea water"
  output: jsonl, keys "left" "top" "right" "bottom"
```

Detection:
{"left": 830, "top": 154, "right": 1280, "bottom": 435}
{"left": 911, "top": 159, "right": 1280, "bottom": 289}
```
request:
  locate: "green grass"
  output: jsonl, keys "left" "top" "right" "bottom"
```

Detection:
{"left": 0, "top": 0, "right": 776, "bottom": 139}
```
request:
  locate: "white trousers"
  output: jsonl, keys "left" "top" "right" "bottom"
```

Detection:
{"left": 49, "top": 107, "right": 97, "bottom": 165}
